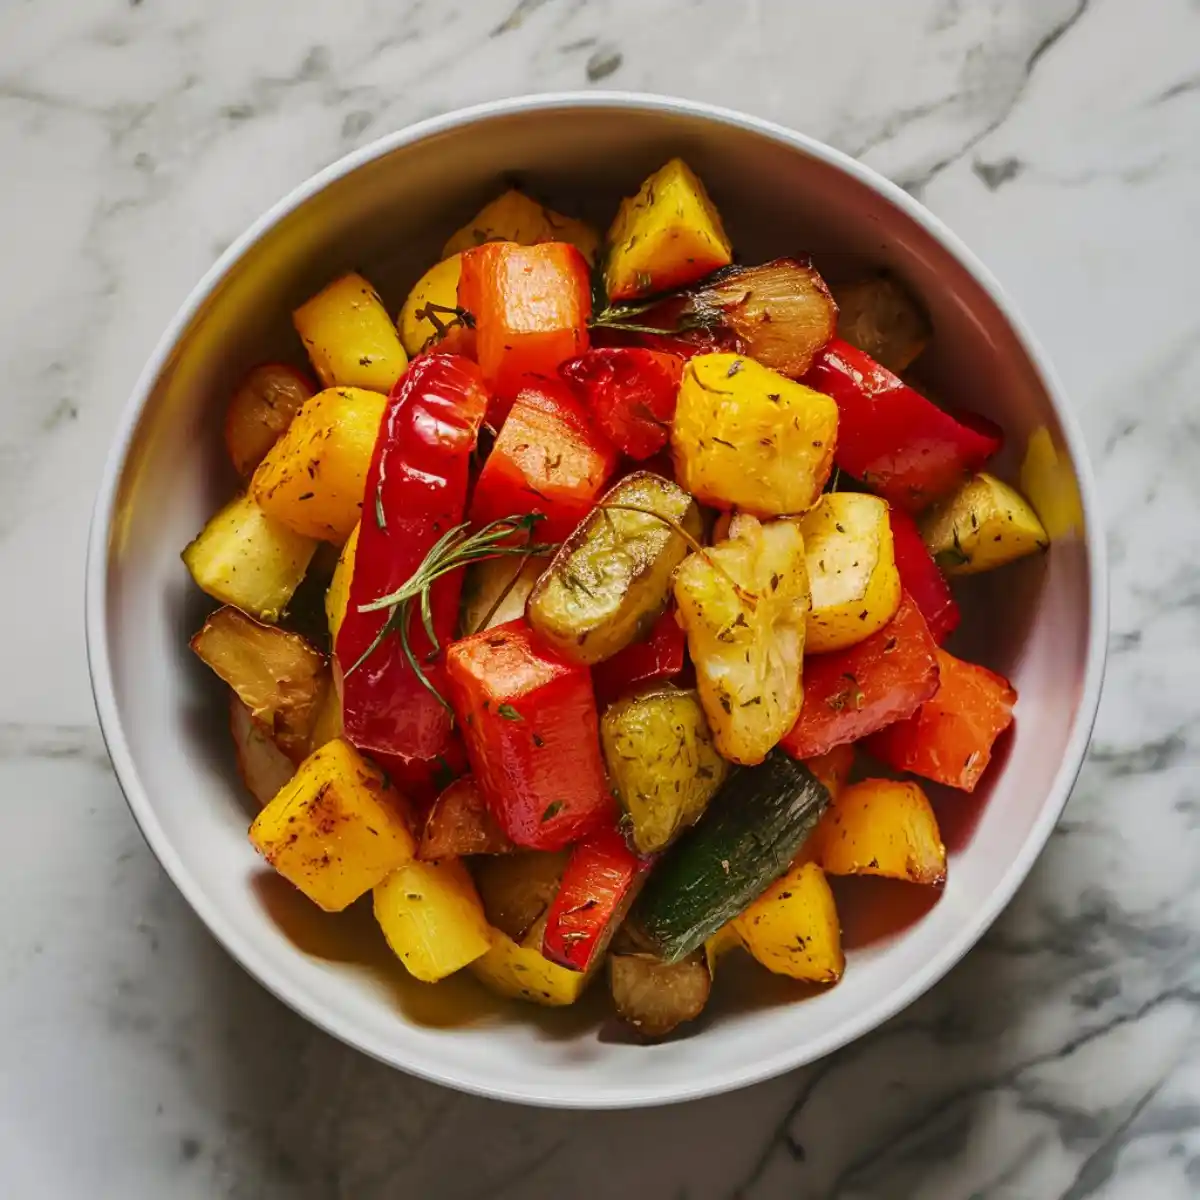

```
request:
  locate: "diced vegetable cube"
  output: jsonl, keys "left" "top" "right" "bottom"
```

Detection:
{"left": 445, "top": 619, "right": 615, "bottom": 849}
{"left": 671, "top": 352, "right": 837, "bottom": 516}
{"left": 609, "top": 949, "right": 711, "bottom": 1038}
{"left": 591, "top": 606, "right": 687, "bottom": 704}
{"left": 473, "top": 849, "right": 570, "bottom": 942}
{"left": 459, "top": 555, "right": 549, "bottom": 636}
{"left": 373, "top": 858, "right": 492, "bottom": 982}
{"left": 674, "top": 515, "right": 810, "bottom": 765}
{"left": 458, "top": 241, "right": 592, "bottom": 416}
{"left": 799, "top": 492, "right": 902, "bottom": 654}
{"left": 418, "top": 776, "right": 514, "bottom": 860}
{"left": 560, "top": 348, "right": 684, "bottom": 459}
{"left": 830, "top": 274, "right": 930, "bottom": 374}
{"left": 443, "top": 188, "right": 600, "bottom": 264}
{"left": 324, "top": 520, "right": 358, "bottom": 641}
{"left": 802, "top": 742, "right": 856, "bottom": 804}
{"left": 781, "top": 592, "right": 939, "bottom": 759}
{"left": 467, "top": 380, "right": 619, "bottom": 542}
{"left": 867, "top": 648, "right": 1016, "bottom": 792}
{"left": 920, "top": 472, "right": 1049, "bottom": 574}
{"left": 812, "top": 778, "right": 946, "bottom": 886}
{"left": 526, "top": 472, "right": 699, "bottom": 664}
{"left": 230, "top": 694, "right": 295, "bottom": 807}
{"left": 182, "top": 492, "right": 317, "bottom": 623}
{"left": 292, "top": 272, "right": 408, "bottom": 394}
{"left": 605, "top": 158, "right": 732, "bottom": 301}
{"left": 733, "top": 860, "right": 844, "bottom": 983}
{"left": 191, "top": 606, "right": 326, "bottom": 762}
{"left": 469, "top": 919, "right": 592, "bottom": 1007}
{"left": 248, "top": 738, "right": 416, "bottom": 912}
{"left": 397, "top": 254, "right": 463, "bottom": 357}
{"left": 888, "top": 507, "right": 960, "bottom": 645}
{"left": 251, "top": 386, "right": 387, "bottom": 542}
{"left": 601, "top": 686, "right": 729, "bottom": 855}
{"left": 224, "top": 363, "right": 314, "bottom": 476}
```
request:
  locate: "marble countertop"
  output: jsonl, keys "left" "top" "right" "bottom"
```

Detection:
{"left": 2, "top": 0, "right": 1198, "bottom": 1196}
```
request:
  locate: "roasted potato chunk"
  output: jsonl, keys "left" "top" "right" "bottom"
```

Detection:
{"left": 671, "top": 353, "right": 837, "bottom": 517}
{"left": 609, "top": 949, "right": 712, "bottom": 1038}
{"left": 397, "top": 254, "right": 464, "bottom": 356}
{"left": 182, "top": 493, "right": 317, "bottom": 623}
{"left": 292, "top": 272, "right": 408, "bottom": 393}
{"left": 191, "top": 606, "right": 325, "bottom": 763}
{"left": 419, "top": 776, "right": 514, "bottom": 860}
{"left": 673, "top": 515, "right": 810, "bottom": 765}
{"left": 224, "top": 363, "right": 314, "bottom": 476}
{"left": 251, "top": 386, "right": 386, "bottom": 543}
{"left": 325, "top": 519, "right": 358, "bottom": 641}
{"left": 469, "top": 916, "right": 593, "bottom": 1007}
{"left": 374, "top": 858, "right": 492, "bottom": 982}
{"left": 526, "top": 472, "right": 701, "bottom": 665}
{"left": 605, "top": 158, "right": 733, "bottom": 301}
{"left": 813, "top": 778, "right": 946, "bottom": 886}
{"left": 229, "top": 694, "right": 295, "bottom": 807}
{"left": 472, "top": 850, "right": 570, "bottom": 943}
{"left": 920, "top": 472, "right": 1048, "bottom": 575}
{"left": 831, "top": 273, "right": 931, "bottom": 374}
{"left": 799, "top": 492, "right": 901, "bottom": 653}
{"left": 248, "top": 738, "right": 415, "bottom": 912}
{"left": 601, "top": 686, "right": 729, "bottom": 854}
{"left": 459, "top": 554, "right": 549, "bottom": 637}
{"left": 733, "top": 860, "right": 844, "bottom": 983}
{"left": 442, "top": 188, "right": 601, "bottom": 264}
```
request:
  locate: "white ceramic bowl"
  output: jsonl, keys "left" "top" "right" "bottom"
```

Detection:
{"left": 87, "top": 92, "right": 1107, "bottom": 1108}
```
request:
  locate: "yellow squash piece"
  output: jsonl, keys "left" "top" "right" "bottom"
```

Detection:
{"left": 373, "top": 858, "right": 492, "bottom": 982}
{"left": 292, "top": 272, "right": 408, "bottom": 394}
{"left": 672, "top": 353, "right": 837, "bottom": 517}
{"left": 1020, "top": 427, "right": 1083, "bottom": 540}
{"left": 605, "top": 158, "right": 733, "bottom": 301}
{"left": 813, "top": 778, "right": 947, "bottom": 886}
{"left": 251, "top": 387, "right": 386, "bottom": 543}
{"left": 920, "top": 472, "right": 1049, "bottom": 575}
{"left": 249, "top": 738, "right": 415, "bottom": 912}
{"left": 469, "top": 917, "right": 591, "bottom": 1007}
{"left": 442, "top": 188, "right": 601, "bottom": 263}
{"left": 673, "top": 515, "right": 810, "bottom": 766}
{"left": 397, "top": 254, "right": 464, "bottom": 357}
{"left": 799, "top": 492, "right": 901, "bottom": 653}
{"left": 182, "top": 492, "right": 317, "bottom": 623}
{"left": 325, "top": 520, "right": 359, "bottom": 641}
{"left": 734, "top": 860, "right": 844, "bottom": 983}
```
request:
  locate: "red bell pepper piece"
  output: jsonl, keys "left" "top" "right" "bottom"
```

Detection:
{"left": 591, "top": 607, "right": 686, "bottom": 704}
{"left": 560, "top": 347, "right": 684, "bottom": 459}
{"left": 866, "top": 647, "right": 1016, "bottom": 792}
{"left": 337, "top": 355, "right": 488, "bottom": 768}
{"left": 370, "top": 735, "right": 469, "bottom": 811}
{"left": 804, "top": 339, "right": 1002, "bottom": 512}
{"left": 888, "top": 507, "right": 961, "bottom": 645}
{"left": 445, "top": 619, "right": 615, "bottom": 849}
{"left": 542, "top": 825, "right": 645, "bottom": 971}
{"left": 468, "top": 379, "right": 619, "bottom": 542}
{"left": 781, "top": 593, "right": 940, "bottom": 760}
{"left": 457, "top": 241, "right": 591, "bottom": 422}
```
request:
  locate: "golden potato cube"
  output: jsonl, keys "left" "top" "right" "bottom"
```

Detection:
{"left": 469, "top": 916, "right": 591, "bottom": 1007}
{"left": 325, "top": 520, "right": 359, "bottom": 641}
{"left": 920, "top": 472, "right": 1049, "bottom": 575}
{"left": 373, "top": 858, "right": 492, "bottom": 982}
{"left": 734, "top": 860, "right": 844, "bottom": 983}
{"left": 799, "top": 492, "right": 901, "bottom": 653}
{"left": 182, "top": 492, "right": 317, "bottom": 623}
{"left": 813, "top": 778, "right": 946, "bottom": 886}
{"left": 249, "top": 738, "right": 415, "bottom": 912}
{"left": 251, "top": 387, "right": 386, "bottom": 543}
{"left": 605, "top": 158, "right": 733, "bottom": 301}
{"left": 442, "top": 188, "right": 601, "bottom": 264}
{"left": 293, "top": 272, "right": 408, "bottom": 393}
{"left": 397, "top": 254, "right": 464, "bottom": 357}
{"left": 672, "top": 353, "right": 837, "bottom": 516}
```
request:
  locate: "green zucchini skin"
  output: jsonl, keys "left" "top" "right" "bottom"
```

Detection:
{"left": 632, "top": 752, "right": 830, "bottom": 963}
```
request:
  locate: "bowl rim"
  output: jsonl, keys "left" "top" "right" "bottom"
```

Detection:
{"left": 85, "top": 89, "right": 1108, "bottom": 1109}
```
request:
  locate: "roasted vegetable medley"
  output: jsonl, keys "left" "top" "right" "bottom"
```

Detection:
{"left": 184, "top": 160, "right": 1049, "bottom": 1038}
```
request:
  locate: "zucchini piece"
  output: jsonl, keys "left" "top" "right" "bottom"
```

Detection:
{"left": 601, "top": 686, "right": 729, "bottom": 855}
{"left": 609, "top": 950, "right": 712, "bottom": 1038}
{"left": 632, "top": 752, "right": 830, "bottom": 962}
{"left": 526, "top": 472, "right": 701, "bottom": 665}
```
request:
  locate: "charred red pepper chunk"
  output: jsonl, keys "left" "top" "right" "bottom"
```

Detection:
{"left": 337, "top": 355, "right": 488, "bottom": 769}
{"left": 542, "top": 826, "right": 644, "bottom": 972}
{"left": 804, "top": 339, "right": 1002, "bottom": 512}
{"left": 781, "top": 593, "right": 940, "bottom": 760}
{"left": 591, "top": 608, "right": 686, "bottom": 704}
{"left": 445, "top": 619, "right": 615, "bottom": 850}
{"left": 889, "top": 507, "right": 961, "bottom": 645}
{"left": 468, "top": 379, "right": 619, "bottom": 542}
{"left": 560, "top": 347, "right": 684, "bottom": 459}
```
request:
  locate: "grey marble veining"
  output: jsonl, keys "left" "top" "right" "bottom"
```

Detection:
{"left": 1, "top": 0, "right": 1198, "bottom": 1196}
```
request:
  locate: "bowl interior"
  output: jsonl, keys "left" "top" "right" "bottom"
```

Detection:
{"left": 93, "top": 97, "right": 1100, "bottom": 1107}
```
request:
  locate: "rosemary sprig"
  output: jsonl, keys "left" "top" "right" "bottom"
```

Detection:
{"left": 588, "top": 293, "right": 724, "bottom": 338}
{"left": 344, "top": 514, "right": 557, "bottom": 709}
